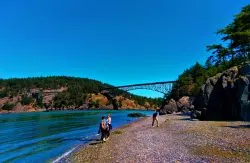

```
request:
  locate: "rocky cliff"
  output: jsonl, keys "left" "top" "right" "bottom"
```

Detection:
{"left": 159, "top": 64, "right": 250, "bottom": 121}
{"left": 192, "top": 64, "right": 250, "bottom": 121}
{"left": 0, "top": 90, "right": 158, "bottom": 113}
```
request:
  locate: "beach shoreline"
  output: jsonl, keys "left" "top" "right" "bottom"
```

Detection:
{"left": 53, "top": 116, "right": 148, "bottom": 163}
{"left": 0, "top": 108, "right": 154, "bottom": 114}
{"left": 65, "top": 114, "right": 250, "bottom": 162}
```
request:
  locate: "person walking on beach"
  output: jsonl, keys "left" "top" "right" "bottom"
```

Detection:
{"left": 152, "top": 110, "right": 159, "bottom": 127}
{"left": 106, "top": 114, "right": 112, "bottom": 138}
{"left": 98, "top": 116, "right": 107, "bottom": 141}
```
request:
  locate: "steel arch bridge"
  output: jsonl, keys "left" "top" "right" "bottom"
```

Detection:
{"left": 102, "top": 81, "right": 176, "bottom": 95}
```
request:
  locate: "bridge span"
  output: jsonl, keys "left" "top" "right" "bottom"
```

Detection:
{"left": 102, "top": 81, "right": 177, "bottom": 94}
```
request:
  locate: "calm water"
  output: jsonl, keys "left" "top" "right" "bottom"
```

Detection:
{"left": 0, "top": 110, "right": 153, "bottom": 162}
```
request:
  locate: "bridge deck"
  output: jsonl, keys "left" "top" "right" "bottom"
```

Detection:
{"left": 103, "top": 81, "right": 176, "bottom": 90}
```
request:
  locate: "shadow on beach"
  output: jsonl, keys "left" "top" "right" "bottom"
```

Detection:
{"left": 222, "top": 124, "right": 250, "bottom": 129}
{"left": 179, "top": 117, "right": 192, "bottom": 121}
{"left": 62, "top": 138, "right": 100, "bottom": 143}
{"left": 62, "top": 137, "right": 103, "bottom": 146}
{"left": 89, "top": 141, "right": 103, "bottom": 145}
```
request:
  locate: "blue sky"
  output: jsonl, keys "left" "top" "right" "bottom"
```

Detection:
{"left": 0, "top": 0, "right": 249, "bottom": 97}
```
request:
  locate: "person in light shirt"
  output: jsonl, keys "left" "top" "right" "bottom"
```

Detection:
{"left": 106, "top": 114, "right": 112, "bottom": 138}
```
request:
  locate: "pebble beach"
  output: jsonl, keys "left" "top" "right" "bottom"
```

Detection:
{"left": 66, "top": 114, "right": 250, "bottom": 163}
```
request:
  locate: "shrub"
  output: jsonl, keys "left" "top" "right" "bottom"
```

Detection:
{"left": 2, "top": 103, "right": 15, "bottom": 110}
{"left": 0, "top": 90, "right": 8, "bottom": 98}
{"left": 21, "top": 96, "right": 34, "bottom": 105}
{"left": 94, "top": 100, "right": 100, "bottom": 108}
{"left": 36, "top": 96, "right": 44, "bottom": 108}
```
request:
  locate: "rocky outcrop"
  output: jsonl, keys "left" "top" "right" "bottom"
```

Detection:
{"left": 159, "top": 99, "right": 178, "bottom": 115}
{"left": 1, "top": 90, "right": 157, "bottom": 113}
{"left": 192, "top": 64, "right": 250, "bottom": 121}
{"left": 159, "top": 96, "right": 194, "bottom": 115}
{"left": 101, "top": 91, "right": 119, "bottom": 110}
{"left": 101, "top": 91, "right": 158, "bottom": 110}
{"left": 176, "top": 96, "right": 194, "bottom": 112}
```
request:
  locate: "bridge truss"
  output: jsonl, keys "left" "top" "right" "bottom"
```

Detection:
{"left": 103, "top": 81, "right": 176, "bottom": 95}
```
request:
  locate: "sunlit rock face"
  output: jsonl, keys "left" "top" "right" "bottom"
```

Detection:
{"left": 159, "top": 98, "right": 177, "bottom": 115}
{"left": 176, "top": 96, "right": 195, "bottom": 113}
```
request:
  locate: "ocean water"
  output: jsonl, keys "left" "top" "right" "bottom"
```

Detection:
{"left": 0, "top": 110, "right": 153, "bottom": 162}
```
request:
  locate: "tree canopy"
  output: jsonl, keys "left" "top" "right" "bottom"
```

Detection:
{"left": 169, "top": 4, "right": 250, "bottom": 100}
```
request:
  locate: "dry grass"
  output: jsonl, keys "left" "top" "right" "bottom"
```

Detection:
{"left": 209, "top": 121, "right": 232, "bottom": 127}
{"left": 112, "top": 130, "right": 123, "bottom": 135}
{"left": 192, "top": 145, "right": 250, "bottom": 162}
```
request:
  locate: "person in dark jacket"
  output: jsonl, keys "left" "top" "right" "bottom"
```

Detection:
{"left": 98, "top": 116, "right": 107, "bottom": 141}
{"left": 152, "top": 111, "right": 159, "bottom": 127}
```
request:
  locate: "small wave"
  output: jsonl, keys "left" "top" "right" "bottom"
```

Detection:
{"left": 52, "top": 146, "right": 78, "bottom": 163}
{"left": 52, "top": 134, "right": 98, "bottom": 163}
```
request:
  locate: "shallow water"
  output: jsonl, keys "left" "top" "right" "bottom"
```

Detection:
{"left": 0, "top": 110, "right": 153, "bottom": 162}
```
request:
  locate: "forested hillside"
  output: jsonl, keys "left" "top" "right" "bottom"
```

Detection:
{"left": 0, "top": 76, "right": 162, "bottom": 112}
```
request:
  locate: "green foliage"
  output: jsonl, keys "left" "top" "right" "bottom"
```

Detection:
{"left": 171, "top": 62, "right": 206, "bottom": 98}
{"left": 94, "top": 100, "right": 100, "bottom": 108}
{"left": 170, "top": 60, "right": 236, "bottom": 99}
{"left": 216, "top": 4, "right": 250, "bottom": 62}
{"left": 36, "top": 96, "right": 44, "bottom": 108}
{"left": 206, "top": 44, "right": 230, "bottom": 65}
{"left": 53, "top": 91, "right": 87, "bottom": 108}
{"left": 0, "top": 76, "right": 110, "bottom": 94}
{"left": 0, "top": 90, "right": 8, "bottom": 98}
{"left": 169, "top": 5, "right": 250, "bottom": 100}
{"left": 134, "top": 96, "right": 145, "bottom": 106}
{"left": 129, "top": 94, "right": 162, "bottom": 107}
{"left": 88, "top": 100, "right": 100, "bottom": 108}
{"left": 2, "top": 103, "right": 15, "bottom": 110}
{"left": 88, "top": 101, "right": 94, "bottom": 108}
{"left": 21, "top": 96, "right": 34, "bottom": 105}
{"left": 117, "top": 100, "right": 122, "bottom": 108}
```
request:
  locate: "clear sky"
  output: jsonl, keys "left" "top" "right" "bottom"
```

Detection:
{"left": 0, "top": 0, "right": 249, "bottom": 97}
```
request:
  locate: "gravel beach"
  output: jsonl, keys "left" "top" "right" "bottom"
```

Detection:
{"left": 66, "top": 114, "right": 250, "bottom": 163}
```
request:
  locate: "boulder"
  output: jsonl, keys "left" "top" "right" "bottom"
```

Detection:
{"left": 79, "top": 104, "right": 88, "bottom": 110}
{"left": 191, "top": 110, "right": 202, "bottom": 119}
{"left": 240, "top": 63, "right": 250, "bottom": 76}
{"left": 176, "top": 96, "right": 194, "bottom": 112}
{"left": 159, "top": 99, "right": 177, "bottom": 115}
{"left": 101, "top": 91, "right": 118, "bottom": 110}
{"left": 104, "top": 104, "right": 114, "bottom": 110}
